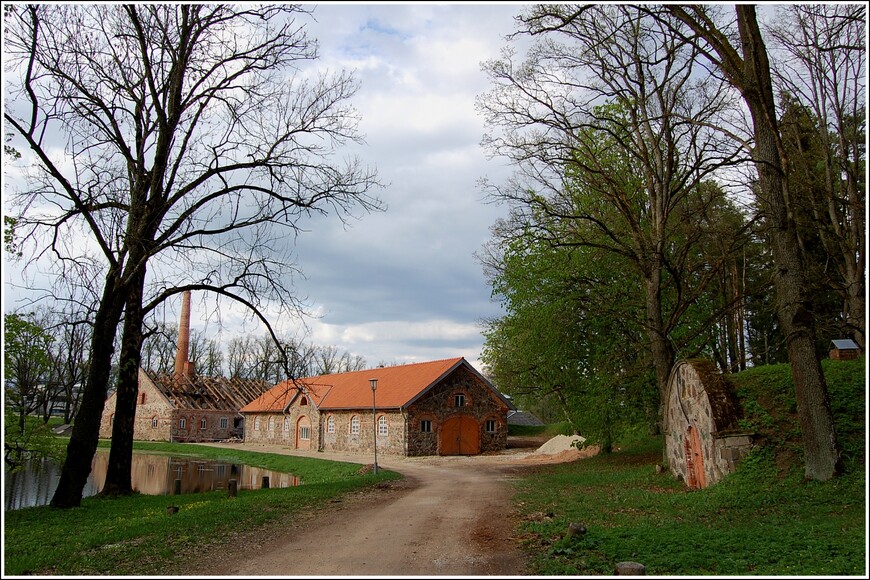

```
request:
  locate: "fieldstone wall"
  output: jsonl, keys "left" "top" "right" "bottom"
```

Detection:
{"left": 319, "top": 410, "right": 407, "bottom": 455}
{"left": 663, "top": 359, "right": 753, "bottom": 488}
{"left": 99, "top": 369, "right": 173, "bottom": 441}
{"left": 169, "top": 409, "right": 239, "bottom": 442}
{"left": 405, "top": 365, "right": 508, "bottom": 456}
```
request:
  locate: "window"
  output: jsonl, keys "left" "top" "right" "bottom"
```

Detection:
{"left": 255, "top": 417, "right": 261, "bottom": 431}
{"left": 138, "top": 393, "right": 146, "bottom": 405}
{"left": 151, "top": 416, "right": 158, "bottom": 428}
{"left": 378, "top": 415, "right": 388, "bottom": 436}
{"left": 200, "top": 417, "right": 207, "bottom": 430}
{"left": 351, "top": 415, "right": 360, "bottom": 435}
{"left": 485, "top": 419, "right": 497, "bottom": 433}
{"left": 327, "top": 415, "right": 335, "bottom": 433}
{"left": 284, "top": 417, "right": 291, "bottom": 431}
{"left": 420, "top": 419, "right": 432, "bottom": 433}
{"left": 180, "top": 417, "right": 187, "bottom": 429}
{"left": 454, "top": 394, "right": 465, "bottom": 407}
{"left": 300, "top": 397, "right": 308, "bottom": 406}
{"left": 299, "top": 426, "right": 310, "bottom": 440}
{"left": 109, "top": 414, "right": 114, "bottom": 426}
{"left": 220, "top": 416, "right": 228, "bottom": 429}
{"left": 268, "top": 417, "right": 275, "bottom": 431}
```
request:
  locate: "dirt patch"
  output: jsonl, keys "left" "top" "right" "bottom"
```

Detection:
{"left": 171, "top": 438, "right": 589, "bottom": 576}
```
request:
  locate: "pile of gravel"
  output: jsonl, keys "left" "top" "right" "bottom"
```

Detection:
{"left": 532, "top": 434, "right": 586, "bottom": 455}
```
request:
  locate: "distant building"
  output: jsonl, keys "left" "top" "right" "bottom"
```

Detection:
{"left": 507, "top": 409, "right": 545, "bottom": 427}
{"left": 241, "top": 357, "right": 514, "bottom": 456}
{"left": 98, "top": 291, "right": 271, "bottom": 442}
{"left": 829, "top": 339, "right": 860, "bottom": 361}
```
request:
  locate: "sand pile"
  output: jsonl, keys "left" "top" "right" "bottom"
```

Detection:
{"left": 520, "top": 434, "right": 600, "bottom": 464}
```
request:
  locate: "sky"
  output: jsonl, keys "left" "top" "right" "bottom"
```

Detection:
{"left": 2, "top": 2, "right": 530, "bottom": 374}
{"left": 275, "top": 2, "right": 527, "bottom": 372}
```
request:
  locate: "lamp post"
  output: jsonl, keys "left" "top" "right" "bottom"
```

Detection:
{"left": 370, "top": 378, "right": 378, "bottom": 475}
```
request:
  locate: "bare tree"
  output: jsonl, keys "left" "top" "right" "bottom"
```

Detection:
{"left": 663, "top": 5, "right": 842, "bottom": 481}
{"left": 767, "top": 4, "right": 866, "bottom": 349}
{"left": 5, "top": 4, "right": 382, "bottom": 506}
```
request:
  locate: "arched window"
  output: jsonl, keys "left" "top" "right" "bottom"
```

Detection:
{"left": 151, "top": 416, "right": 158, "bottom": 428}
{"left": 300, "top": 396, "right": 308, "bottom": 406}
{"left": 254, "top": 416, "right": 261, "bottom": 431}
{"left": 268, "top": 416, "right": 275, "bottom": 431}
{"left": 180, "top": 417, "right": 187, "bottom": 429}
{"left": 200, "top": 417, "right": 207, "bottom": 429}
{"left": 351, "top": 415, "right": 360, "bottom": 435}
{"left": 327, "top": 415, "right": 335, "bottom": 433}
{"left": 284, "top": 416, "right": 291, "bottom": 431}
{"left": 378, "top": 415, "right": 388, "bottom": 436}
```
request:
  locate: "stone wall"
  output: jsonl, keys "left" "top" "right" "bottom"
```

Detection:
{"left": 99, "top": 370, "right": 173, "bottom": 441}
{"left": 663, "top": 359, "right": 753, "bottom": 488}
{"left": 169, "top": 409, "right": 240, "bottom": 442}
{"left": 405, "top": 365, "right": 508, "bottom": 456}
{"left": 319, "top": 409, "right": 408, "bottom": 455}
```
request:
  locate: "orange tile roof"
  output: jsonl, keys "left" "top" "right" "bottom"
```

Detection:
{"left": 240, "top": 357, "right": 486, "bottom": 413}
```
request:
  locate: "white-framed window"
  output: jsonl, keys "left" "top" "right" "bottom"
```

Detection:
{"left": 180, "top": 417, "right": 186, "bottom": 429}
{"left": 268, "top": 416, "right": 275, "bottom": 431}
{"left": 378, "top": 415, "right": 388, "bottom": 436}
{"left": 485, "top": 419, "right": 497, "bottom": 433}
{"left": 351, "top": 415, "right": 360, "bottom": 435}
{"left": 454, "top": 393, "right": 465, "bottom": 407}
{"left": 327, "top": 415, "right": 335, "bottom": 433}
{"left": 284, "top": 417, "right": 290, "bottom": 431}
{"left": 220, "top": 416, "right": 228, "bottom": 429}
{"left": 151, "top": 416, "right": 158, "bottom": 428}
{"left": 200, "top": 417, "right": 207, "bottom": 430}
{"left": 300, "top": 425, "right": 310, "bottom": 440}
{"left": 254, "top": 417, "right": 261, "bottom": 431}
{"left": 420, "top": 419, "right": 432, "bottom": 433}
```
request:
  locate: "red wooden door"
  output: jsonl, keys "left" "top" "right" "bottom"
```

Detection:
{"left": 684, "top": 425, "right": 706, "bottom": 489}
{"left": 440, "top": 416, "right": 480, "bottom": 456}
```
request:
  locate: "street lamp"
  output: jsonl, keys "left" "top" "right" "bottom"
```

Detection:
{"left": 370, "top": 378, "right": 379, "bottom": 475}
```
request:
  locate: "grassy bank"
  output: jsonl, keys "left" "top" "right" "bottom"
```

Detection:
{"left": 4, "top": 444, "right": 400, "bottom": 576}
{"left": 511, "top": 358, "right": 866, "bottom": 576}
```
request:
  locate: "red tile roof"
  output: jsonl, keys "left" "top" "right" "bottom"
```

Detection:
{"left": 240, "top": 357, "right": 497, "bottom": 413}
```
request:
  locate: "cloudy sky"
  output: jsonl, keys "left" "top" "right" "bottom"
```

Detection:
{"left": 208, "top": 1, "right": 532, "bottom": 372}
{"left": 2, "top": 2, "right": 530, "bottom": 374}
{"left": 281, "top": 2, "right": 527, "bottom": 371}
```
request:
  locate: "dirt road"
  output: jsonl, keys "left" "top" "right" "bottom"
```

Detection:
{"left": 173, "top": 438, "right": 581, "bottom": 577}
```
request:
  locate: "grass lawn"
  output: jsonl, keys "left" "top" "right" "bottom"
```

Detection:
{"left": 510, "top": 358, "right": 866, "bottom": 576}
{"left": 3, "top": 444, "right": 401, "bottom": 576}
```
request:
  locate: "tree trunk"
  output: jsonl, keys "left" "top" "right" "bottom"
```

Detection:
{"left": 101, "top": 266, "right": 147, "bottom": 496}
{"left": 735, "top": 6, "right": 841, "bottom": 480}
{"left": 50, "top": 272, "right": 125, "bottom": 508}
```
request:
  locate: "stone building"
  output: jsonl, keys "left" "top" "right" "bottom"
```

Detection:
{"left": 98, "top": 291, "right": 271, "bottom": 442}
{"left": 663, "top": 359, "right": 754, "bottom": 489}
{"left": 240, "top": 357, "right": 513, "bottom": 456}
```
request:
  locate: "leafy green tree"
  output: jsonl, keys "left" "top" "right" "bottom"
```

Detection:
{"left": 4, "top": 313, "right": 54, "bottom": 432}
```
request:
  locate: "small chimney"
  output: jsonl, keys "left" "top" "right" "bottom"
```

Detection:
{"left": 174, "top": 290, "right": 192, "bottom": 381}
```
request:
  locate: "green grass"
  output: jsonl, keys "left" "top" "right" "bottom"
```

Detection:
{"left": 511, "top": 358, "right": 867, "bottom": 576}
{"left": 4, "top": 443, "right": 400, "bottom": 576}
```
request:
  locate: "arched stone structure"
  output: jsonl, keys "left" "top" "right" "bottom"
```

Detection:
{"left": 663, "top": 360, "right": 754, "bottom": 489}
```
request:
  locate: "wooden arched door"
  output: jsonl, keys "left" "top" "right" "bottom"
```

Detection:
{"left": 440, "top": 416, "right": 480, "bottom": 456}
{"left": 684, "top": 425, "right": 706, "bottom": 489}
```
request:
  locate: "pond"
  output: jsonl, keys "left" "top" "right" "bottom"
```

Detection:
{"left": 4, "top": 450, "right": 300, "bottom": 511}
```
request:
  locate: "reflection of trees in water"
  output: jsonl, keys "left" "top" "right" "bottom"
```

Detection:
{"left": 5, "top": 451, "right": 300, "bottom": 510}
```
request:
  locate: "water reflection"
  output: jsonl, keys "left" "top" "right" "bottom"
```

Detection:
{"left": 4, "top": 450, "right": 300, "bottom": 510}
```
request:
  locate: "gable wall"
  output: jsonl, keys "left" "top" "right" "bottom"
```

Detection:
{"left": 99, "top": 371, "right": 174, "bottom": 441}
{"left": 406, "top": 365, "right": 508, "bottom": 456}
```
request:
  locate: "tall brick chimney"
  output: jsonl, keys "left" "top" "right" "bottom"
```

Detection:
{"left": 174, "top": 290, "right": 192, "bottom": 381}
